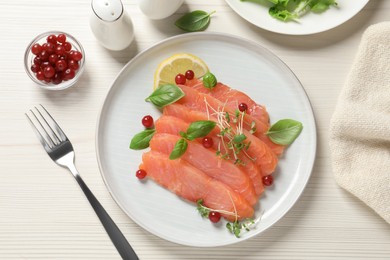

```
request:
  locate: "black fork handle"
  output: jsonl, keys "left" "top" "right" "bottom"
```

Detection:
{"left": 74, "top": 174, "right": 139, "bottom": 260}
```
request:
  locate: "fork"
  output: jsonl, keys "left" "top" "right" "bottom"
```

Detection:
{"left": 26, "top": 105, "right": 139, "bottom": 260}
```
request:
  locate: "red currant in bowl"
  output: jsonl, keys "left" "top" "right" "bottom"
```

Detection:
{"left": 24, "top": 31, "right": 85, "bottom": 90}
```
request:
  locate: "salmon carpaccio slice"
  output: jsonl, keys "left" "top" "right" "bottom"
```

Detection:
{"left": 163, "top": 103, "right": 278, "bottom": 176}
{"left": 140, "top": 150, "right": 254, "bottom": 221}
{"left": 150, "top": 132, "right": 258, "bottom": 206}
{"left": 155, "top": 114, "right": 265, "bottom": 197}
{"left": 187, "top": 79, "right": 270, "bottom": 125}
{"left": 179, "top": 82, "right": 285, "bottom": 155}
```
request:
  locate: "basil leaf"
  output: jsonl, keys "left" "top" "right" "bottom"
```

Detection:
{"left": 203, "top": 72, "right": 217, "bottom": 89}
{"left": 185, "top": 120, "right": 216, "bottom": 141}
{"left": 129, "top": 129, "right": 155, "bottom": 150}
{"left": 266, "top": 119, "right": 303, "bottom": 145}
{"left": 175, "top": 10, "right": 215, "bottom": 32}
{"left": 145, "top": 84, "right": 185, "bottom": 108}
{"left": 169, "top": 138, "right": 188, "bottom": 160}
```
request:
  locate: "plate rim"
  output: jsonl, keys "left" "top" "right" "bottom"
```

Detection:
{"left": 95, "top": 32, "right": 318, "bottom": 247}
{"left": 225, "top": 0, "right": 370, "bottom": 35}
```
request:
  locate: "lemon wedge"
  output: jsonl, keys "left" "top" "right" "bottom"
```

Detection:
{"left": 153, "top": 53, "right": 209, "bottom": 90}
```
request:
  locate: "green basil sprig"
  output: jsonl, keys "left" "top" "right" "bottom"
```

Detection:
{"left": 170, "top": 120, "right": 216, "bottom": 159}
{"left": 129, "top": 129, "right": 155, "bottom": 150}
{"left": 185, "top": 120, "right": 216, "bottom": 140}
{"left": 145, "top": 84, "right": 184, "bottom": 108}
{"left": 202, "top": 72, "right": 217, "bottom": 89}
{"left": 175, "top": 10, "right": 216, "bottom": 32}
{"left": 169, "top": 138, "right": 188, "bottom": 160}
{"left": 266, "top": 119, "right": 303, "bottom": 145}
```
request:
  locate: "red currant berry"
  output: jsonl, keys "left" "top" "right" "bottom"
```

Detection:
{"left": 63, "top": 42, "right": 72, "bottom": 52}
{"left": 52, "top": 72, "right": 63, "bottom": 85}
{"left": 71, "top": 50, "right": 83, "bottom": 61}
{"left": 36, "top": 70, "right": 45, "bottom": 81}
{"left": 31, "top": 43, "right": 42, "bottom": 55}
{"left": 40, "top": 61, "right": 50, "bottom": 69}
{"left": 56, "top": 60, "right": 68, "bottom": 72}
{"left": 55, "top": 45, "right": 66, "bottom": 56}
{"left": 202, "top": 136, "right": 213, "bottom": 148}
{"left": 175, "top": 73, "right": 186, "bottom": 85}
{"left": 68, "top": 59, "right": 79, "bottom": 70}
{"left": 57, "top": 33, "right": 67, "bottom": 43}
{"left": 63, "top": 68, "right": 75, "bottom": 80}
{"left": 209, "top": 211, "right": 221, "bottom": 223}
{"left": 33, "top": 56, "right": 42, "bottom": 65}
{"left": 31, "top": 64, "right": 40, "bottom": 73}
{"left": 39, "top": 50, "right": 49, "bottom": 61}
{"left": 262, "top": 175, "right": 274, "bottom": 186}
{"left": 46, "top": 34, "right": 57, "bottom": 44}
{"left": 238, "top": 102, "right": 248, "bottom": 112}
{"left": 43, "top": 65, "right": 55, "bottom": 78}
{"left": 185, "top": 70, "right": 195, "bottom": 80}
{"left": 136, "top": 169, "right": 147, "bottom": 179}
{"left": 48, "top": 54, "right": 59, "bottom": 65}
{"left": 44, "top": 42, "right": 55, "bottom": 54}
{"left": 142, "top": 115, "right": 154, "bottom": 128}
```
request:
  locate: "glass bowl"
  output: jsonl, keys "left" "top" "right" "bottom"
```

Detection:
{"left": 24, "top": 31, "right": 85, "bottom": 90}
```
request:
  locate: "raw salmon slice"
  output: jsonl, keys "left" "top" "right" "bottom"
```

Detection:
{"left": 155, "top": 114, "right": 265, "bottom": 196}
{"left": 187, "top": 79, "right": 270, "bottom": 125}
{"left": 180, "top": 82, "right": 285, "bottom": 155}
{"left": 140, "top": 150, "right": 254, "bottom": 221}
{"left": 176, "top": 84, "right": 268, "bottom": 134}
{"left": 150, "top": 133, "right": 258, "bottom": 205}
{"left": 163, "top": 103, "right": 278, "bottom": 175}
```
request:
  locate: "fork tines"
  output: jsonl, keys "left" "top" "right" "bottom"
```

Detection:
{"left": 26, "top": 105, "right": 68, "bottom": 150}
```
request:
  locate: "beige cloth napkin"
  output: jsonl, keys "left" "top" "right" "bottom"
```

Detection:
{"left": 330, "top": 22, "right": 390, "bottom": 224}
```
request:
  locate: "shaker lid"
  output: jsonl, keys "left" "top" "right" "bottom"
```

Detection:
{"left": 91, "top": 0, "right": 123, "bottom": 22}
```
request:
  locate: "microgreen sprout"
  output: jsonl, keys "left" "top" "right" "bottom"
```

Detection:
{"left": 203, "top": 98, "right": 255, "bottom": 164}
{"left": 226, "top": 218, "right": 257, "bottom": 238}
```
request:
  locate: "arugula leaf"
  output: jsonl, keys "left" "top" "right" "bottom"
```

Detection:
{"left": 175, "top": 10, "right": 216, "bottom": 32}
{"left": 145, "top": 84, "right": 184, "bottom": 108}
{"left": 243, "top": 0, "right": 337, "bottom": 22}
{"left": 169, "top": 138, "right": 188, "bottom": 160}
{"left": 266, "top": 119, "right": 303, "bottom": 145}
{"left": 129, "top": 129, "right": 155, "bottom": 150}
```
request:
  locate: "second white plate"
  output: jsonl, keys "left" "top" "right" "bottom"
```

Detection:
{"left": 225, "top": 0, "right": 370, "bottom": 35}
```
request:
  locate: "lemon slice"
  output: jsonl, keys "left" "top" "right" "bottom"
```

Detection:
{"left": 153, "top": 53, "right": 209, "bottom": 90}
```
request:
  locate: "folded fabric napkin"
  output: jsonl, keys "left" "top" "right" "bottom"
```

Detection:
{"left": 330, "top": 22, "right": 390, "bottom": 224}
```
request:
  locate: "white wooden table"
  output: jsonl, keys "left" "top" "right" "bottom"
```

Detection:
{"left": 1, "top": 0, "right": 389, "bottom": 259}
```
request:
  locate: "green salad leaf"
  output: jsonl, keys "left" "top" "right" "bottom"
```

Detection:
{"left": 241, "top": 0, "right": 337, "bottom": 22}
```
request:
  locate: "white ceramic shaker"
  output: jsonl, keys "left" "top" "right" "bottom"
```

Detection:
{"left": 138, "top": 0, "right": 184, "bottom": 20}
{"left": 90, "top": 0, "right": 134, "bottom": 51}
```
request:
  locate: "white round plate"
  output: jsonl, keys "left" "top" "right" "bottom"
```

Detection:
{"left": 96, "top": 32, "right": 317, "bottom": 247}
{"left": 225, "top": 0, "right": 370, "bottom": 35}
